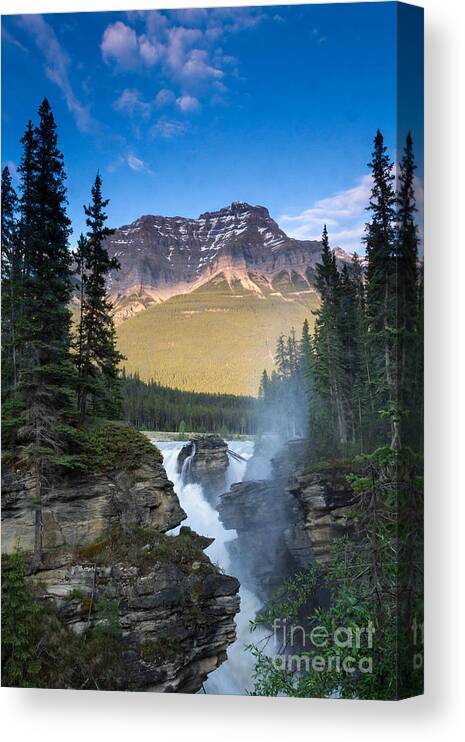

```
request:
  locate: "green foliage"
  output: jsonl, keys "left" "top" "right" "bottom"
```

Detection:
{"left": 1, "top": 549, "right": 43, "bottom": 687}
{"left": 122, "top": 372, "right": 258, "bottom": 435}
{"left": 263, "top": 131, "right": 423, "bottom": 462}
{"left": 74, "top": 174, "right": 124, "bottom": 421}
{"left": 1, "top": 550, "right": 126, "bottom": 690}
{"left": 116, "top": 273, "right": 318, "bottom": 396}
{"left": 247, "top": 450, "right": 424, "bottom": 700}
{"left": 1, "top": 165, "right": 21, "bottom": 398}
{"left": 77, "top": 525, "right": 211, "bottom": 575}
{"left": 138, "top": 636, "right": 181, "bottom": 663}
{"left": 82, "top": 596, "right": 124, "bottom": 689}
{"left": 258, "top": 325, "right": 310, "bottom": 438}
{"left": 76, "top": 421, "right": 162, "bottom": 473}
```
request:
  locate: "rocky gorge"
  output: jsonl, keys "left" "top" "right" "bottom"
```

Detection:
{"left": 2, "top": 425, "right": 359, "bottom": 693}
{"left": 1, "top": 426, "right": 240, "bottom": 692}
{"left": 177, "top": 434, "right": 357, "bottom": 607}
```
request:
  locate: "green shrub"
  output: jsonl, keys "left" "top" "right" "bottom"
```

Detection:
{"left": 75, "top": 525, "right": 211, "bottom": 575}
{"left": 76, "top": 421, "right": 162, "bottom": 473}
{"left": 139, "top": 636, "right": 181, "bottom": 663}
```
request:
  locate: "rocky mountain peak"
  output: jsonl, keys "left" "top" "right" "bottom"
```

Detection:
{"left": 198, "top": 201, "right": 270, "bottom": 220}
{"left": 103, "top": 201, "right": 350, "bottom": 320}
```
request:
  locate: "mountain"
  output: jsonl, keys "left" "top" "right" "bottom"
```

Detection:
{"left": 105, "top": 202, "right": 349, "bottom": 395}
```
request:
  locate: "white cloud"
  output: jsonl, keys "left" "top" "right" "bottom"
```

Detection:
{"left": 2, "top": 27, "right": 28, "bottom": 53}
{"left": 19, "top": 14, "right": 95, "bottom": 133}
{"left": 113, "top": 88, "right": 151, "bottom": 119}
{"left": 101, "top": 21, "right": 139, "bottom": 70}
{"left": 176, "top": 94, "right": 200, "bottom": 113}
{"left": 138, "top": 34, "right": 163, "bottom": 67}
{"left": 155, "top": 88, "right": 176, "bottom": 108}
{"left": 280, "top": 175, "right": 373, "bottom": 253}
{"left": 280, "top": 172, "right": 424, "bottom": 255}
{"left": 100, "top": 8, "right": 264, "bottom": 101}
{"left": 181, "top": 48, "right": 223, "bottom": 81}
{"left": 126, "top": 154, "right": 152, "bottom": 173}
{"left": 150, "top": 118, "right": 188, "bottom": 139}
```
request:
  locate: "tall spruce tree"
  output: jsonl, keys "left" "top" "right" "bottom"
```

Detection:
{"left": 312, "top": 225, "right": 349, "bottom": 446}
{"left": 1, "top": 166, "right": 20, "bottom": 396}
{"left": 364, "top": 130, "right": 398, "bottom": 448}
{"left": 75, "top": 173, "right": 123, "bottom": 420}
{"left": 18, "top": 121, "right": 39, "bottom": 287}
{"left": 396, "top": 132, "right": 420, "bottom": 443}
{"left": 16, "top": 99, "right": 75, "bottom": 568}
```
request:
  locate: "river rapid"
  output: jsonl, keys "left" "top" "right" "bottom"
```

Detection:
{"left": 153, "top": 439, "right": 264, "bottom": 695}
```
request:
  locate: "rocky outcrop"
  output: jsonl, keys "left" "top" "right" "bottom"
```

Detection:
{"left": 287, "top": 465, "right": 357, "bottom": 564}
{"left": 177, "top": 435, "right": 229, "bottom": 502}
{"left": 35, "top": 527, "right": 240, "bottom": 693}
{"left": 218, "top": 440, "right": 357, "bottom": 603}
{"left": 219, "top": 479, "right": 298, "bottom": 601}
{"left": 1, "top": 431, "right": 241, "bottom": 693}
{"left": 1, "top": 459, "right": 186, "bottom": 556}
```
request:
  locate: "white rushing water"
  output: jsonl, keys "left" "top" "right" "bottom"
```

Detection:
{"left": 154, "top": 439, "right": 264, "bottom": 695}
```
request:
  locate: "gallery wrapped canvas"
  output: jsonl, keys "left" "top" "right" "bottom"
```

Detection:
{"left": 1, "top": 2, "right": 423, "bottom": 699}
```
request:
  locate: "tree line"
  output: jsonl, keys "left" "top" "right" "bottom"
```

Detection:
{"left": 251, "top": 129, "right": 423, "bottom": 699}
{"left": 260, "top": 129, "right": 423, "bottom": 459}
{"left": 1, "top": 99, "right": 122, "bottom": 566}
{"left": 121, "top": 371, "right": 258, "bottom": 435}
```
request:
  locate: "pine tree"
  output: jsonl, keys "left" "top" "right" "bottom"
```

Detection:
{"left": 396, "top": 132, "right": 420, "bottom": 443}
{"left": 258, "top": 369, "right": 270, "bottom": 400}
{"left": 1, "top": 166, "right": 20, "bottom": 395}
{"left": 312, "top": 225, "right": 349, "bottom": 446}
{"left": 300, "top": 319, "right": 312, "bottom": 360}
{"left": 337, "top": 262, "right": 371, "bottom": 449}
{"left": 17, "top": 98, "right": 75, "bottom": 568}
{"left": 364, "top": 129, "right": 398, "bottom": 448}
{"left": 275, "top": 334, "right": 289, "bottom": 378}
{"left": 18, "top": 121, "right": 39, "bottom": 286}
{"left": 287, "top": 328, "right": 298, "bottom": 375}
{"left": 1, "top": 549, "right": 43, "bottom": 687}
{"left": 75, "top": 173, "right": 123, "bottom": 420}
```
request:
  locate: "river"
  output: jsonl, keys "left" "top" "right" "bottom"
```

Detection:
{"left": 153, "top": 439, "right": 264, "bottom": 695}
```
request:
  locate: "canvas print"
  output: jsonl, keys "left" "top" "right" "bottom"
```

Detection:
{"left": 1, "top": 2, "right": 424, "bottom": 699}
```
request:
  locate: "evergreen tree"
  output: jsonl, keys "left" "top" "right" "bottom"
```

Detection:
{"left": 312, "top": 225, "right": 349, "bottom": 446}
{"left": 75, "top": 174, "right": 123, "bottom": 420}
{"left": 300, "top": 319, "right": 312, "bottom": 367}
{"left": 258, "top": 369, "right": 270, "bottom": 400}
{"left": 364, "top": 129, "right": 398, "bottom": 448}
{"left": 396, "top": 132, "right": 420, "bottom": 443}
{"left": 1, "top": 549, "right": 42, "bottom": 687}
{"left": 287, "top": 328, "right": 298, "bottom": 375}
{"left": 17, "top": 98, "right": 75, "bottom": 568}
{"left": 1, "top": 166, "right": 20, "bottom": 395}
{"left": 18, "top": 120, "right": 39, "bottom": 286}
{"left": 275, "top": 334, "right": 289, "bottom": 377}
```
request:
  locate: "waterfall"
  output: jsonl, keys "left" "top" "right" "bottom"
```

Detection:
{"left": 180, "top": 442, "right": 196, "bottom": 484}
{"left": 154, "top": 438, "right": 265, "bottom": 695}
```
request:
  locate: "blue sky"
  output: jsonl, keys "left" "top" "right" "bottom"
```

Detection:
{"left": 1, "top": 3, "right": 423, "bottom": 253}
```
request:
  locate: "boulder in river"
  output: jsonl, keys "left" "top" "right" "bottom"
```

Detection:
{"left": 177, "top": 434, "right": 229, "bottom": 502}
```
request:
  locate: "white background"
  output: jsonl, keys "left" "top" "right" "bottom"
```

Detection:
{"left": 1, "top": 0, "right": 464, "bottom": 739}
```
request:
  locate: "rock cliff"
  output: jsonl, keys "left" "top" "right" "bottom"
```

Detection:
{"left": 1, "top": 427, "right": 240, "bottom": 692}
{"left": 177, "top": 435, "right": 229, "bottom": 502}
{"left": 218, "top": 439, "right": 356, "bottom": 602}
{"left": 1, "top": 458, "right": 185, "bottom": 556}
{"left": 287, "top": 464, "right": 357, "bottom": 564}
{"left": 219, "top": 479, "right": 298, "bottom": 601}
